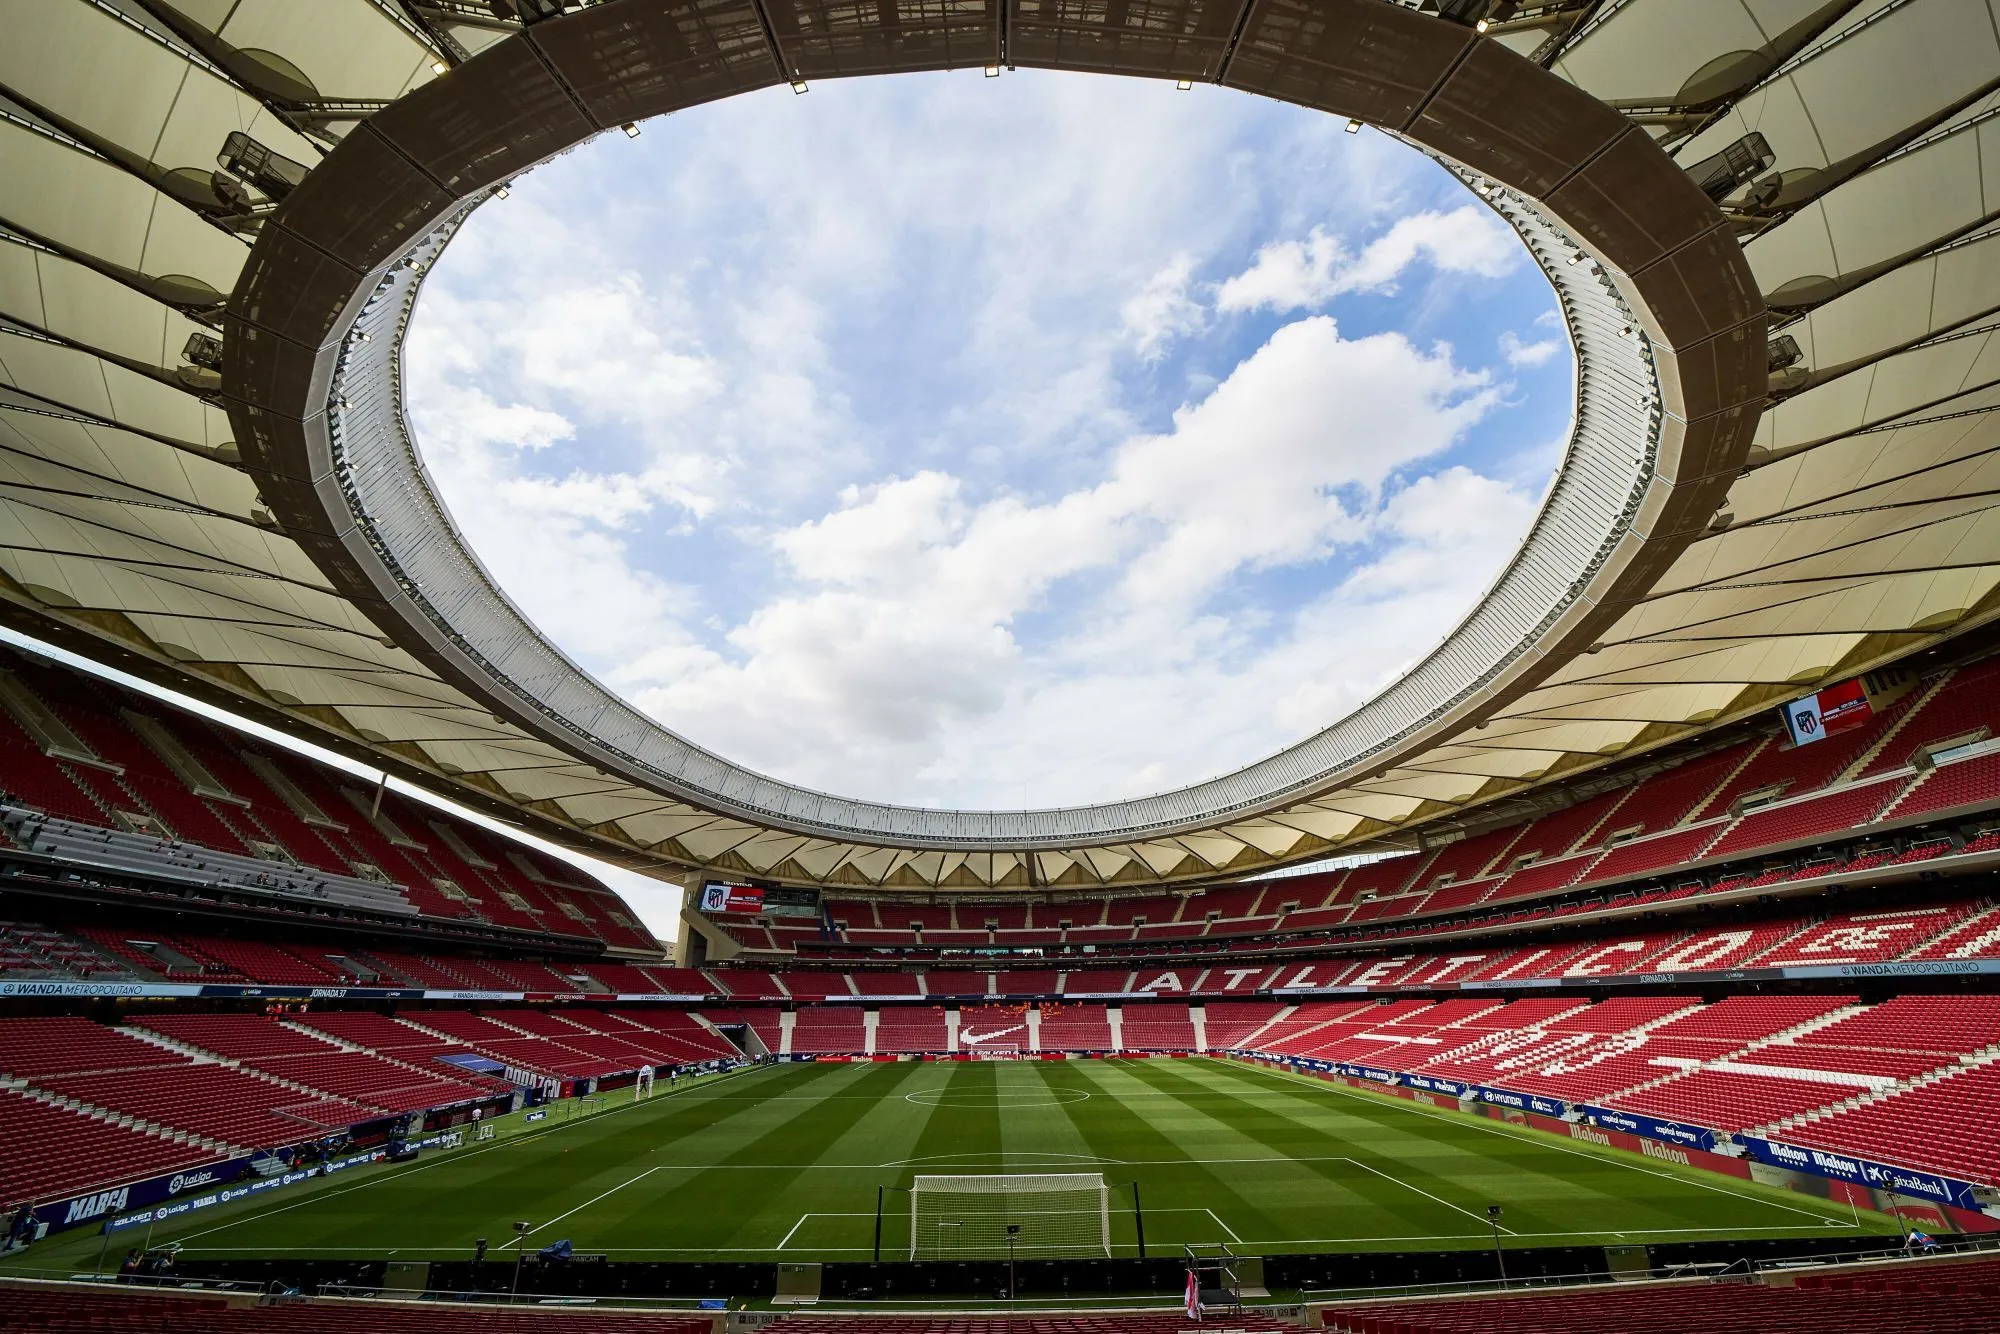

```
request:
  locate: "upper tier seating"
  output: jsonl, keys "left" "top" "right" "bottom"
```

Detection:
{"left": 0, "top": 1016, "right": 185, "bottom": 1079}
{"left": 1802, "top": 993, "right": 2000, "bottom": 1055}
{"left": 296, "top": 1012, "right": 460, "bottom": 1053}
{"left": 0, "top": 643, "right": 654, "bottom": 952}
{"left": 136, "top": 1014, "right": 338, "bottom": 1060}
{"left": 3, "top": 808, "right": 418, "bottom": 917}
{"left": 1858, "top": 659, "right": 2000, "bottom": 779}
{"left": 0, "top": 921, "right": 130, "bottom": 979}
{"left": 709, "top": 970, "right": 789, "bottom": 999}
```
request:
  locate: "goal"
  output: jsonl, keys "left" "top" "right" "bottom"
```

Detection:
{"left": 909, "top": 1173, "right": 1111, "bottom": 1259}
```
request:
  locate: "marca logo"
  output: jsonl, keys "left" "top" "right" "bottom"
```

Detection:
{"left": 1569, "top": 1124, "right": 1611, "bottom": 1147}
{"left": 63, "top": 1187, "right": 130, "bottom": 1224}
{"left": 1642, "top": 1140, "right": 1692, "bottom": 1166}
{"left": 167, "top": 1170, "right": 218, "bottom": 1195}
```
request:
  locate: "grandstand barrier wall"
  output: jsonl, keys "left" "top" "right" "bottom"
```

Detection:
{"left": 1231, "top": 1054, "right": 2000, "bottom": 1234}
{"left": 30, "top": 1144, "right": 386, "bottom": 1238}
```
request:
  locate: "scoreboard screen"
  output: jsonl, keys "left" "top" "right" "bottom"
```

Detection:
{"left": 698, "top": 881, "right": 821, "bottom": 918}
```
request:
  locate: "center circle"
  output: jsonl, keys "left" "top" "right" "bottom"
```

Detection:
{"left": 904, "top": 1086, "right": 1092, "bottom": 1108}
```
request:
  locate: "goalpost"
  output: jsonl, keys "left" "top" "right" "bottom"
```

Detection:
{"left": 909, "top": 1174, "right": 1111, "bottom": 1260}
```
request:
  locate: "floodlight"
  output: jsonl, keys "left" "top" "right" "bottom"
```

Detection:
{"left": 1345, "top": 118, "right": 1362, "bottom": 133}
{"left": 494, "top": 184, "right": 509, "bottom": 199}
{"left": 1475, "top": 19, "right": 1490, "bottom": 33}
{"left": 985, "top": 65, "right": 1000, "bottom": 77}
{"left": 791, "top": 80, "right": 809, "bottom": 94}
{"left": 430, "top": 60, "right": 449, "bottom": 75}
{"left": 621, "top": 122, "right": 640, "bottom": 137}
{"left": 1176, "top": 80, "right": 1193, "bottom": 90}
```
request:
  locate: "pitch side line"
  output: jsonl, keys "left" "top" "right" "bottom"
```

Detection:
{"left": 1211, "top": 1058, "right": 1860, "bottom": 1228}
{"left": 188, "top": 1221, "right": 1872, "bottom": 1258}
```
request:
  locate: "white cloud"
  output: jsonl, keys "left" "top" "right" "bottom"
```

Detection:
{"left": 1500, "top": 329, "right": 1562, "bottom": 367}
{"left": 621, "top": 317, "right": 1502, "bottom": 804}
{"left": 1216, "top": 205, "right": 1520, "bottom": 314}
{"left": 404, "top": 73, "right": 1559, "bottom": 811}
{"left": 1121, "top": 254, "right": 1205, "bottom": 360}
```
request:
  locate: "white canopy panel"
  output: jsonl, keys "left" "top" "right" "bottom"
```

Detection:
{"left": 0, "top": 0, "right": 1990, "bottom": 891}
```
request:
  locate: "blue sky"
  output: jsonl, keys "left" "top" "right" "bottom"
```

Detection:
{"left": 406, "top": 71, "right": 1572, "bottom": 812}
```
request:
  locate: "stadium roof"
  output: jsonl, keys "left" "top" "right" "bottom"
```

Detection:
{"left": 0, "top": 0, "right": 1994, "bottom": 891}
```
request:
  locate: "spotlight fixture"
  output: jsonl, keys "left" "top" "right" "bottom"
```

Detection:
{"left": 791, "top": 80, "right": 809, "bottom": 94}
{"left": 430, "top": 59, "right": 448, "bottom": 75}
{"left": 494, "top": 184, "right": 509, "bottom": 199}
{"left": 1475, "top": 18, "right": 1490, "bottom": 33}
{"left": 1176, "top": 80, "right": 1193, "bottom": 90}
{"left": 984, "top": 65, "right": 999, "bottom": 77}
{"left": 621, "top": 122, "right": 640, "bottom": 137}
{"left": 1345, "top": 118, "right": 1362, "bottom": 133}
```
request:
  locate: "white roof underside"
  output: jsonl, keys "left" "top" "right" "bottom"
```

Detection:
{"left": 1, "top": 0, "right": 1995, "bottom": 889}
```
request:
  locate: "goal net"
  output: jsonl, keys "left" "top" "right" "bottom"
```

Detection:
{"left": 909, "top": 1173, "right": 1111, "bottom": 1260}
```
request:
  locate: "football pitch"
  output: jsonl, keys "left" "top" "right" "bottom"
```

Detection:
{"left": 19, "top": 1058, "right": 1895, "bottom": 1264}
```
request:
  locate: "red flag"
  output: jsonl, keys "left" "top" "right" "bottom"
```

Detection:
{"left": 1185, "top": 1268, "right": 1201, "bottom": 1321}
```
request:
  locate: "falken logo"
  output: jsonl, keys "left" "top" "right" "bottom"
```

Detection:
{"left": 167, "top": 1171, "right": 218, "bottom": 1195}
{"left": 63, "top": 1188, "right": 129, "bottom": 1224}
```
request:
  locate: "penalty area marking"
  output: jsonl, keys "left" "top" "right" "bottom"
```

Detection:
{"left": 1337, "top": 1157, "right": 1516, "bottom": 1235}
{"left": 882, "top": 1150, "right": 1123, "bottom": 1167}
{"left": 165, "top": 1063, "right": 772, "bottom": 1248}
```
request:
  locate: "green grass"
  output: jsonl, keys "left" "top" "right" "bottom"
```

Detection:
{"left": 10, "top": 1057, "right": 1897, "bottom": 1266}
